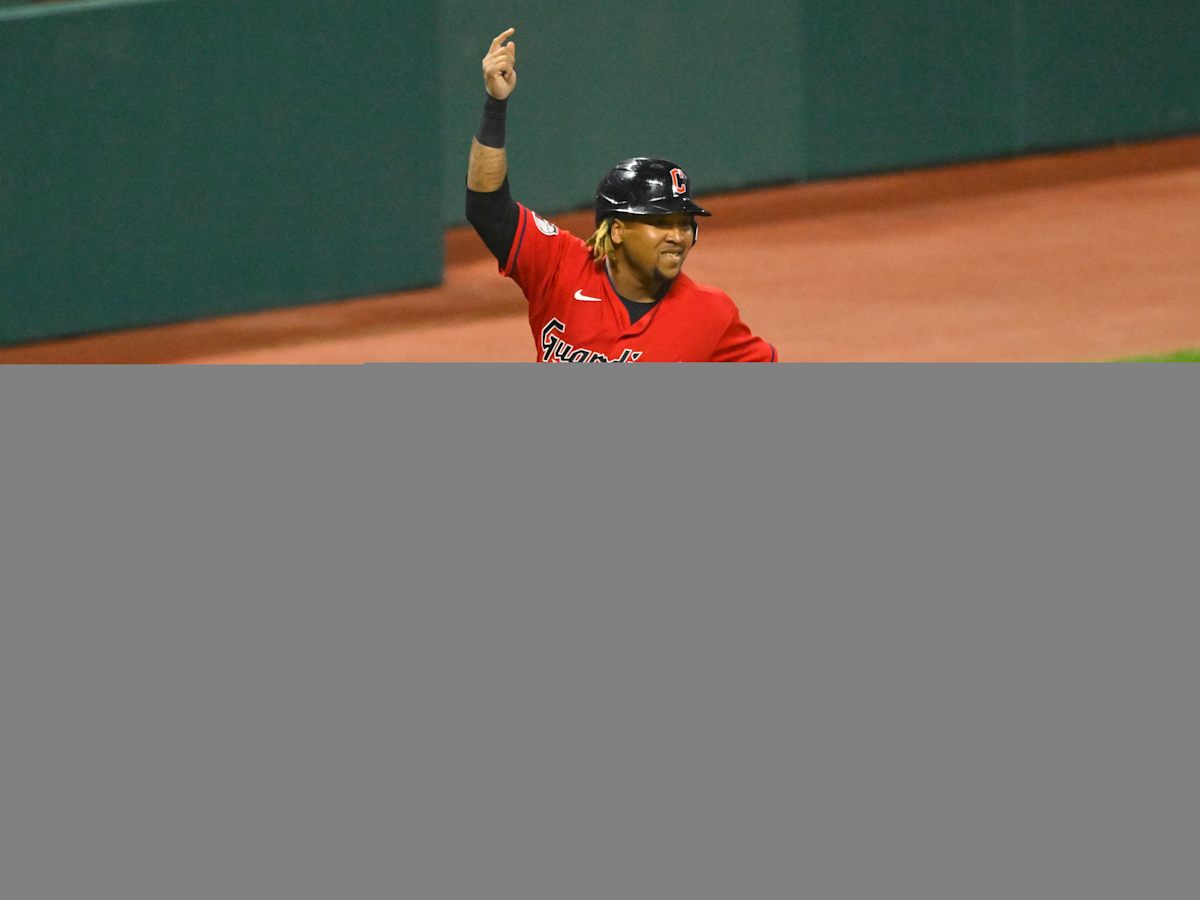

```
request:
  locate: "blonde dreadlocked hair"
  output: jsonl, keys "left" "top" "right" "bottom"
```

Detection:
{"left": 585, "top": 217, "right": 617, "bottom": 262}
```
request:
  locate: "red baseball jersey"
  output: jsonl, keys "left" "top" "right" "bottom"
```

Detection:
{"left": 501, "top": 203, "right": 777, "bottom": 362}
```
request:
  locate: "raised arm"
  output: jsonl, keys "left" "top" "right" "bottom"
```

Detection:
{"left": 467, "top": 27, "right": 516, "bottom": 192}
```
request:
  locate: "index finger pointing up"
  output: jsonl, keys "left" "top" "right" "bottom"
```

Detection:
{"left": 490, "top": 27, "right": 515, "bottom": 51}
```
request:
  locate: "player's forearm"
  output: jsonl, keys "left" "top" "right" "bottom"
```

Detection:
{"left": 467, "top": 95, "right": 509, "bottom": 192}
{"left": 467, "top": 139, "right": 508, "bottom": 192}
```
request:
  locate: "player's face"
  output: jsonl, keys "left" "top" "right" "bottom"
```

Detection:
{"left": 615, "top": 214, "right": 695, "bottom": 282}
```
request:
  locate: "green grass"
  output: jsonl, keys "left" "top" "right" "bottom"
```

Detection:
{"left": 1114, "top": 348, "right": 1200, "bottom": 362}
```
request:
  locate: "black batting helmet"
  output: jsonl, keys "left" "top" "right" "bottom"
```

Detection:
{"left": 594, "top": 158, "right": 712, "bottom": 226}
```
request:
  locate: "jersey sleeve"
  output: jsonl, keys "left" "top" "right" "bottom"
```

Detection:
{"left": 709, "top": 309, "right": 778, "bottom": 362}
{"left": 501, "top": 204, "right": 586, "bottom": 306}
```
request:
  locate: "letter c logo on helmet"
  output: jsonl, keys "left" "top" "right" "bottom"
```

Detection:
{"left": 669, "top": 168, "right": 687, "bottom": 197}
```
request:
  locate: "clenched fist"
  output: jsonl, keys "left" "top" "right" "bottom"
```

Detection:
{"left": 483, "top": 27, "right": 517, "bottom": 101}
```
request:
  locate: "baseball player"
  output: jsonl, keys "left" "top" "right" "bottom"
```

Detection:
{"left": 466, "top": 27, "right": 777, "bottom": 363}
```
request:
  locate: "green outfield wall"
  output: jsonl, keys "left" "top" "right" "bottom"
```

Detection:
{"left": 1, "top": 0, "right": 439, "bottom": 346}
{"left": 4, "top": 1, "right": 1198, "bottom": 345}
{"left": 440, "top": 1, "right": 1200, "bottom": 223}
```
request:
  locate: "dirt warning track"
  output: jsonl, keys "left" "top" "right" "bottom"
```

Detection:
{"left": 3, "top": 136, "right": 1199, "bottom": 364}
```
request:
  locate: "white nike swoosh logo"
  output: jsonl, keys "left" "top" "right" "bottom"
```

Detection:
{"left": 574, "top": 289, "right": 604, "bottom": 302}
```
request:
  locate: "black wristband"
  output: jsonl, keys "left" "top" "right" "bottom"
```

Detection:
{"left": 475, "top": 95, "right": 508, "bottom": 149}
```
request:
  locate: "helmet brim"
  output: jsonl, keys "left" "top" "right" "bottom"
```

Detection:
{"left": 597, "top": 199, "right": 712, "bottom": 224}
